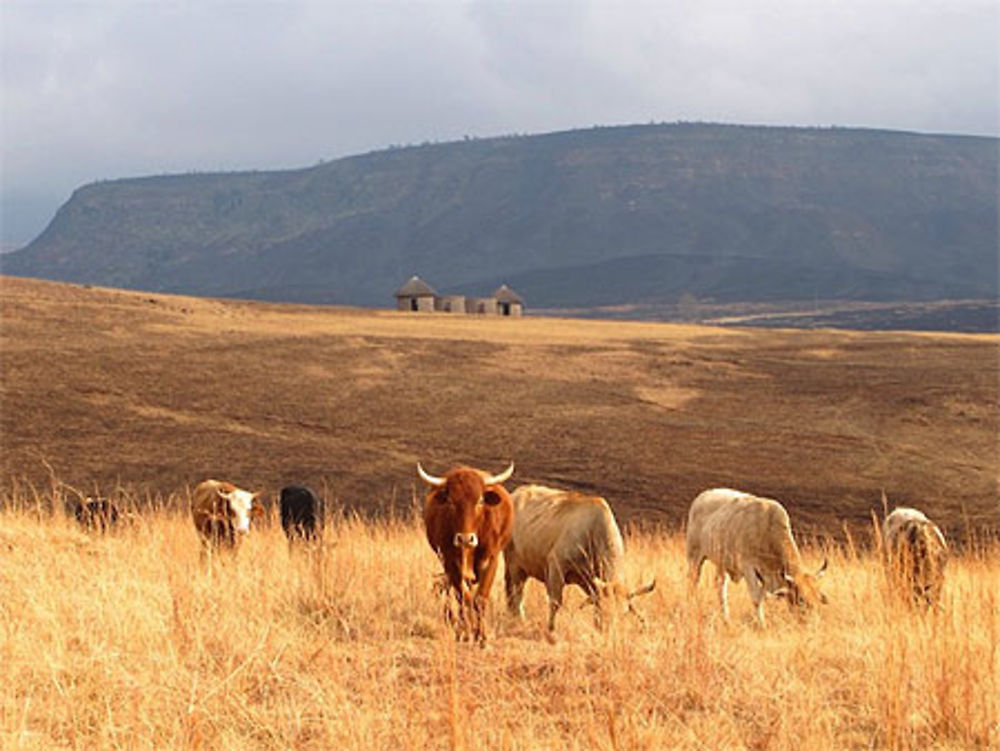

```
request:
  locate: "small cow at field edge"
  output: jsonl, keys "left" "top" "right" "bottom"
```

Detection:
{"left": 73, "top": 497, "right": 120, "bottom": 533}
{"left": 280, "top": 485, "right": 322, "bottom": 544}
{"left": 883, "top": 505, "right": 947, "bottom": 608}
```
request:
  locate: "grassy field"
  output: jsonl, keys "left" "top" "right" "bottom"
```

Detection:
{"left": 1, "top": 275, "right": 998, "bottom": 748}
{"left": 1, "top": 492, "right": 997, "bottom": 750}
{"left": 2, "top": 276, "right": 997, "bottom": 542}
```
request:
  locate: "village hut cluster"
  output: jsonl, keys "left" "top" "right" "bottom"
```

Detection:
{"left": 394, "top": 276, "right": 524, "bottom": 316}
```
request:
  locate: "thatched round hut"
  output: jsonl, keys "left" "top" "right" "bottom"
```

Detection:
{"left": 493, "top": 284, "right": 524, "bottom": 316}
{"left": 394, "top": 276, "right": 438, "bottom": 312}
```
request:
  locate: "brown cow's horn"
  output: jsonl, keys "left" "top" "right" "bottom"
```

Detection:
{"left": 484, "top": 462, "right": 514, "bottom": 486}
{"left": 416, "top": 463, "right": 446, "bottom": 487}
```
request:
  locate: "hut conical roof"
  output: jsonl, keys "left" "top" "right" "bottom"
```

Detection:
{"left": 493, "top": 284, "right": 524, "bottom": 304}
{"left": 394, "top": 276, "right": 437, "bottom": 297}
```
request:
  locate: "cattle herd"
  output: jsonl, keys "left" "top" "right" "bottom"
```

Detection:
{"left": 69, "top": 464, "right": 949, "bottom": 644}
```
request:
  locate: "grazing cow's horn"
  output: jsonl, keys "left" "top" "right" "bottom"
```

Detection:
{"left": 484, "top": 462, "right": 514, "bottom": 486}
{"left": 815, "top": 557, "right": 829, "bottom": 578}
{"left": 416, "top": 462, "right": 446, "bottom": 487}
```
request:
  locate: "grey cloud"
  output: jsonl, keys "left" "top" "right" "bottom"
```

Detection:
{"left": 2, "top": 0, "right": 996, "bottom": 247}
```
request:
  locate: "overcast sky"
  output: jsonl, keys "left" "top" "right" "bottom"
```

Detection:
{"left": 2, "top": 0, "right": 997, "bottom": 248}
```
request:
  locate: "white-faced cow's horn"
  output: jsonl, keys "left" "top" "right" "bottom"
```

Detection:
{"left": 484, "top": 462, "right": 515, "bottom": 486}
{"left": 416, "top": 462, "right": 446, "bottom": 487}
{"left": 815, "top": 557, "right": 829, "bottom": 577}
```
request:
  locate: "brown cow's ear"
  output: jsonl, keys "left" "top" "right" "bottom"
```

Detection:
{"left": 250, "top": 502, "right": 264, "bottom": 518}
{"left": 483, "top": 489, "right": 503, "bottom": 506}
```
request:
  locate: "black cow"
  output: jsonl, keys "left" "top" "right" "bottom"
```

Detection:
{"left": 74, "top": 497, "right": 120, "bottom": 533}
{"left": 279, "top": 485, "right": 322, "bottom": 543}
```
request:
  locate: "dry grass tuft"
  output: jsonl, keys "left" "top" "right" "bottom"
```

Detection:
{"left": 1, "top": 490, "right": 996, "bottom": 750}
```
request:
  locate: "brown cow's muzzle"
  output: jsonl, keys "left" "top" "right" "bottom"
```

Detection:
{"left": 454, "top": 534, "right": 478, "bottom": 596}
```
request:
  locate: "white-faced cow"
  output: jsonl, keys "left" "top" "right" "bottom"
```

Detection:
{"left": 883, "top": 506, "right": 948, "bottom": 608}
{"left": 686, "top": 488, "right": 827, "bottom": 627}
{"left": 504, "top": 484, "right": 655, "bottom": 637}
{"left": 191, "top": 479, "right": 264, "bottom": 553}
{"left": 419, "top": 462, "right": 515, "bottom": 644}
{"left": 280, "top": 485, "right": 322, "bottom": 545}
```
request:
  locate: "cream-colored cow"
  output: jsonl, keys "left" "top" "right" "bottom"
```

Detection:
{"left": 686, "top": 488, "right": 827, "bottom": 627}
{"left": 883, "top": 506, "right": 947, "bottom": 608}
{"left": 504, "top": 484, "right": 654, "bottom": 636}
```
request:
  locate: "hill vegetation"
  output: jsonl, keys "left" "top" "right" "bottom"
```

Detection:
{"left": 4, "top": 124, "right": 997, "bottom": 310}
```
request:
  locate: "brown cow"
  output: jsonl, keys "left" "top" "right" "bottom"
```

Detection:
{"left": 883, "top": 506, "right": 947, "bottom": 608}
{"left": 504, "top": 484, "right": 655, "bottom": 636}
{"left": 419, "top": 462, "right": 515, "bottom": 644}
{"left": 190, "top": 479, "right": 264, "bottom": 553}
{"left": 686, "top": 488, "right": 827, "bottom": 627}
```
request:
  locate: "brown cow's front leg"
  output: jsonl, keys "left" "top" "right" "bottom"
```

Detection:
{"left": 472, "top": 554, "right": 501, "bottom": 645}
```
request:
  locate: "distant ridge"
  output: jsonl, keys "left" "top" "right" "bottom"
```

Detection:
{"left": 4, "top": 123, "right": 997, "bottom": 310}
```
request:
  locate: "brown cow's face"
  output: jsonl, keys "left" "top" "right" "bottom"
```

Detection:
{"left": 431, "top": 470, "right": 505, "bottom": 586}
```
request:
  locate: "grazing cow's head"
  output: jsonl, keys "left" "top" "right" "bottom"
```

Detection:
{"left": 418, "top": 462, "right": 514, "bottom": 591}
{"left": 768, "top": 558, "right": 829, "bottom": 612}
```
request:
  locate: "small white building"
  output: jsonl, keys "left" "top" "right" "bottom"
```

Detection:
{"left": 435, "top": 295, "right": 467, "bottom": 314}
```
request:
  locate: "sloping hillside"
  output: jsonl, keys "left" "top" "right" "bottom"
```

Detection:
{"left": 4, "top": 124, "right": 997, "bottom": 308}
{"left": 2, "top": 276, "right": 997, "bottom": 542}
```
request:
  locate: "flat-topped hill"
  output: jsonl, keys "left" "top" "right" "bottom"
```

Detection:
{"left": 4, "top": 123, "right": 997, "bottom": 310}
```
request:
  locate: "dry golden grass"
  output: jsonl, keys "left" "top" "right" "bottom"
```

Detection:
{"left": 2, "top": 490, "right": 996, "bottom": 751}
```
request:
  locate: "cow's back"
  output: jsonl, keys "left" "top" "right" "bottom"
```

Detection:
{"left": 884, "top": 507, "right": 941, "bottom": 548}
{"left": 687, "top": 488, "right": 792, "bottom": 577}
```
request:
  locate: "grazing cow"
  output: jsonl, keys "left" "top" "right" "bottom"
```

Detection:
{"left": 190, "top": 479, "right": 264, "bottom": 552}
{"left": 280, "top": 485, "right": 322, "bottom": 544}
{"left": 419, "top": 462, "right": 515, "bottom": 644}
{"left": 686, "top": 488, "right": 828, "bottom": 627}
{"left": 883, "top": 506, "right": 947, "bottom": 608}
{"left": 504, "top": 484, "right": 655, "bottom": 636}
{"left": 73, "top": 497, "right": 120, "bottom": 533}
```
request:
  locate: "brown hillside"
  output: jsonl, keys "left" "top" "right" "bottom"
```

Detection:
{"left": 2, "top": 275, "right": 997, "bottom": 541}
